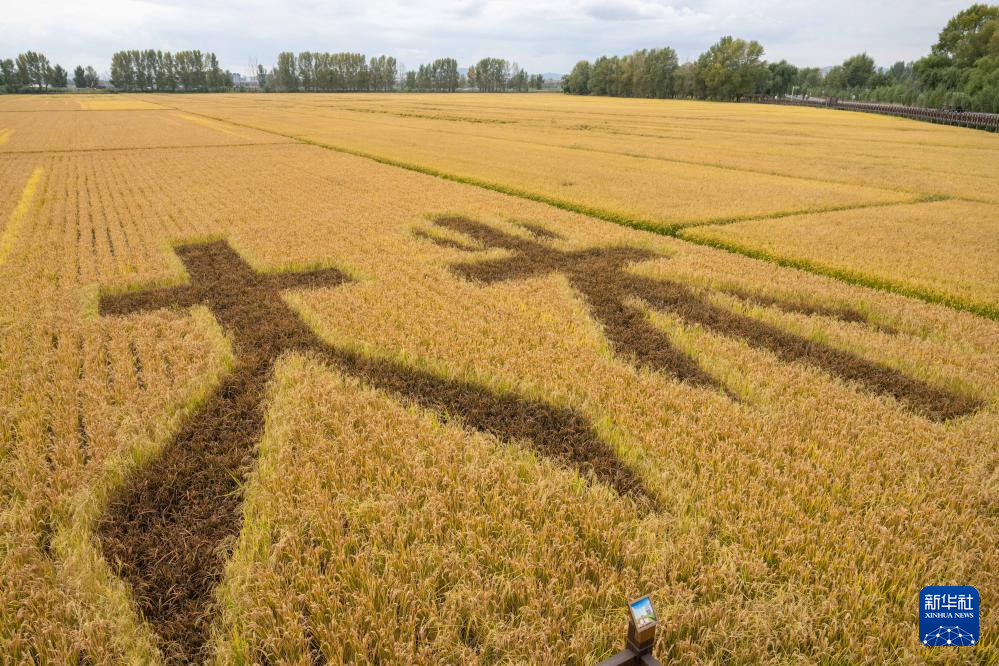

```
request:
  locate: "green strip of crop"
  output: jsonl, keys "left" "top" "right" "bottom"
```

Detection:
{"left": 677, "top": 230, "right": 999, "bottom": 321}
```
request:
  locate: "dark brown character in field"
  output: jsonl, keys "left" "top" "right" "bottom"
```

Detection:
{"left": 422, "top": 217, "right": 978, "bottom": 422}
{"left": 98, "top": 240, "right": 652, "bottom": 663}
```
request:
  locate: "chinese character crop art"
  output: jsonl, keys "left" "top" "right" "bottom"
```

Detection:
{"left": 2, "top": 8, "right": 999, "bottom": 662}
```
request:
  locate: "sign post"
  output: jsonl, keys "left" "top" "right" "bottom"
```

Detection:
{"left": 595, "top": 596, "right": 663, "bottom": 666}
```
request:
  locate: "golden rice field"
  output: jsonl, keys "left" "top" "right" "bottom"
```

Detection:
{"left": 0, "top": 92, "right": 996, "bottom": 665}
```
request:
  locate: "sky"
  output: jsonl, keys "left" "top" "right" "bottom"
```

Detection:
{"left": 0, "top": 0, "right": 974, "bottom": 77}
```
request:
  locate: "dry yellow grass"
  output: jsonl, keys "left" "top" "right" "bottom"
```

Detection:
{"left": 0, "top": 94, "right": 996, "bottom": 665}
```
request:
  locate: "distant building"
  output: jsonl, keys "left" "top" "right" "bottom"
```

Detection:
{"left": 232, "top": 73, "right": 259, "bottom": 89}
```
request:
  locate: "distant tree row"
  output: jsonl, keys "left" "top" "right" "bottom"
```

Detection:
{"left": 0, "top": 51, "right": 69, "bottom": 91}
{"left": 2, "top": 49, "right": 547, "bottom": 95}
{"left": 467, "top": 58, "right": 543, "bottom": 92}
{"left": 563, "top": 4, "right": 999, "bottom": 112}
{"left": 259, "top": 52, "right": 544, "bottom": 93}
{"left": 109, "top": 50, "right": 232, "bottom": 91}
{"left": 261, "top": 52, "right": 399, "bottom": 92}
{"left": 564, "top": 38, "right": 772, "bottom": 101}
{"left": 73, "top": 65, "right": 100, "bottom": 89}
{"left": 404, "top": 58, "right": 460, "bottom": 92}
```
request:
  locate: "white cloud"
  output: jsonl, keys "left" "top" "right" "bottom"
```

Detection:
{"left": 0, "top": 0, "right": 972, "bottom": 76}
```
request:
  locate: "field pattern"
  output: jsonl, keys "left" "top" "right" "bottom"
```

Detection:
{"left": 0, "top": 93, "right": 996, "bottom": 665}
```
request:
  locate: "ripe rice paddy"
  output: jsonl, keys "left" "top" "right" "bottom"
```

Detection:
{"left": 0, "top": 92, "right": 996, "bottom": 664}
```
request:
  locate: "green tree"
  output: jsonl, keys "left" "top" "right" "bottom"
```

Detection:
{"left": 473, "top": 58, "right": 510, "bottom": 92}
{"left": 696, "top": 36, "right": 767, "bottom": 100}
{"left": 588, "top": 56, "right": 620, "bottom": 95}
{"left": 933, "top": 3, "right": 999, "bottom": 66}
{"left": 886, "top": 61, "right": 914, "bottom": 82}
{"left": 110, "top": 51, "right": 135, "bottom": 89}
{"left": 16, "top": 51, "right": 50, "bottom": 89}
{"left": 48, "top": 64, "right": 68, "bottom": 88}
{"left": 823, "top": 65, "right": 848, "bottom": 91}
{"left": 562, "top": 60, "right": 591, "bottom": 94}
{"left": 647, "top": 47, "right": 679, "bottom": 97}
{"left": 0, "top": 59, "right": 14, "bottom": 90}
{"left": 84, "top": 66, "right": 100, "bottom": 88}
{"left": 274, "top": 51, "right": 298, "bottom": 91}
{"left": 73, "top": 65, "right": 87, "bottom": 88}
{"left": 843, "top": 53, "right": 876, "bottom": 88}
{"left": 157, "top": 52, "right": 177, "bottom": 91}
{"left": 767, "top": 60, "right": 799, "bottom": 96}
{"left": 798, "top": 67, "right": 823, "bottom": 93}
{"left": 676, "top": 62, "right": 699, "bottom": 97}
{"left": 508, "top": 64, "right": 529, "bottom": 92}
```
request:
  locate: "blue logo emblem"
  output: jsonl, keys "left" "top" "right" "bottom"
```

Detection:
{"left": 919, "top": 586, "right": 979, "bottom": 646}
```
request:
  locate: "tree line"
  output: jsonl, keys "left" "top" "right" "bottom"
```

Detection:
{"left": 260, "top": 52, "right": 545, "bottom": 92}
{"left": 467, "top": 58, "right": 543, "bottom": 92}
{"left": 405, "top": 57, "right": 543, "bottom": 92}
{"left": 2, "top": 47, "right": 550, "bottom": 95}
{"left": 1, "top": 48, "right": 548, "bottom": 94}
{"left": 0, "top": 51, "right": 69, "bottom": 91}
{"left": 404, "top": 58, "right": 459, "bottom": 92}
{"left": 260, "top": 52, "right": 399, "bottom": 91}
{"left": 110, "top": 50, "right": 233, "bottom": 91}
{"left": 563, "top": 3, "right": 999, "bottom": 112}
{"left": 562, "top": 38, "right": 777, "bottom": 100}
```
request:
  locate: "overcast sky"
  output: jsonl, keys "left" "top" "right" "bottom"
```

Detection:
{"left": 1, "top": 1, "right": 972, "bottom": 76}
